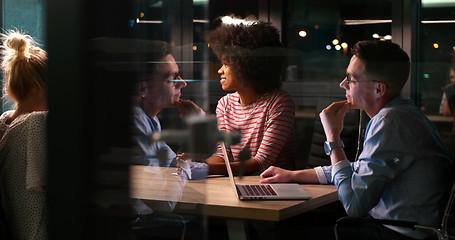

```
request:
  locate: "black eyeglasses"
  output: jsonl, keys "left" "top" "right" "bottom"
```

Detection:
{"left": 345, "top": 74, "right": 381, "bottom": 85}
{"left": 166, "top": 77, "right": 181, "bottom": 86}
{"left": 346, "top": 79, "right": 381, "bottom": 85}
{"left": 166, "top": 66, "right": 182, "bottom": 85}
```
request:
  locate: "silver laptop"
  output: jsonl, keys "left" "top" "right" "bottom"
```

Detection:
{"left": 220, "top": 142, "right": 311, "bottom": 200}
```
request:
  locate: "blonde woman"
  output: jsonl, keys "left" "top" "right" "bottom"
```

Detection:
{"left": 0, "top": 30, "right": 48, "bottom": 240}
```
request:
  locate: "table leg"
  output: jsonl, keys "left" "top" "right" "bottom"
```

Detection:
{"left": 226, "top": 218, "right": 248, "bottom": 240}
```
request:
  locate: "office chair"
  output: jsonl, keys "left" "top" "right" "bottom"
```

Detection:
{"left": 0, "top": 201, "right": 10, "bottom": 240}
{"left": 305, "top": 98, "right": 369, "bottom": 168}
{"left": 333, "top": 171, "right": 455, "bottom": 240}
{"left": 132, "top": 211, "right": 192, "bottom": 240}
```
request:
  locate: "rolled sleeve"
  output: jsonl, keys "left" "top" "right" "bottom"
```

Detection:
{"left": 314, "top": 165, "right": 337, "bottom": 184}
{"left": 331, "top": 160, "right": 351, "bottom": 182}
{"left": 314, "top": 166, "right": 328, "bottom": 184}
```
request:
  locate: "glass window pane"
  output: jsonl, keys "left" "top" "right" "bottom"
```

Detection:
{"left": 281, "top": 0, "right": 392, "bottom": 110}
{"left": 418, "top": 2, "right": 455, "bottom": 115}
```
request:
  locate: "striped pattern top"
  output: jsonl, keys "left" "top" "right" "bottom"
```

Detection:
{"left": 215, "top": 90, "right": 295, "bottom": 171}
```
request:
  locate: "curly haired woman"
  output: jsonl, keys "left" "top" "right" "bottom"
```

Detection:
{"left": 205, "top": 16, "right": 295, "bottom": 175}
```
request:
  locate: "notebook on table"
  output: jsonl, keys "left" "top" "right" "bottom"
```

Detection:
{"left": 220, "top": 142, "right": 311, "bottom": 200}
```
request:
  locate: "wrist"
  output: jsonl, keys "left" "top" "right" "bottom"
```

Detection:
{"left": 326, "top": 136, "right": 341, "bottom": 142}
{"left": 290, "top": 171, "right": 299, "bottom": 182}
{"left": 324, "top": 139, "right": 345, "bottom": 156}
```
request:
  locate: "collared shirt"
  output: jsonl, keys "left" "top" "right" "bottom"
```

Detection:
{"left": 132, "top": 106, "right": 176, "bottom": 167}
{"left": 315, "top": 96, "right": 452, "bottom": 239}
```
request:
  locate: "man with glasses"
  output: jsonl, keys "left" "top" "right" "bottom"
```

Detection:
{"left": 133, "top": 40, "right": 204, "bottom": 167}
{"left": 261, "top": 40, "right": 452, "bottom": 239}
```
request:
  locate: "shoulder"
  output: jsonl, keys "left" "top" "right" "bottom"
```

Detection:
{"left": 0, "top": 110, "right": 14, "bottom": 124}
{"left": 132, "top": 107, "right": 152, "bottom": 132}
{"left": 0, "top": 110, "right": 14, "bottom": 137}
{"left": 271, "top": 90, "right": 293, "bottom": 101}
{"left": 219, "top": 92, "right": 239, "bottom": 103}
{"left": 132, "top": 107, "right": 149, "bottom": 124}
{"left": 12, "top": 111, "right": 47, "bottom": 128}
{"left": 0, "top": 111, "right": 47, "bottom": 143}
{"left": 0, "top": 110, "right": 15, "bottom": 118}
{"left": 25, "top": 111, "right": 47, "bottom": 120}
{"left": 23, "top": 111, "right": 47, "bottom": 123}
{"left": 217, "top": 92, "right": 239, "bottom": 109}
{"left": 264, "top": 90, "right": 295, "bottom": 107}
{"left": 370, "top": 98, "right": 425, "bottom": 131}
{"left": 20, "top": 111, "right": 47, "bottom": 133}
{"left": 445, "top": 83, "right": 455, "bottom": 96}
{"left": 379, "top": 98, "right": 418, "bottom": 118}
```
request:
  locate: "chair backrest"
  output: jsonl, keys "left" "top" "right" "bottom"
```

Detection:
{"left": 0, "top": 199, "right": 10, "bottom": 240}
{"left": 441, "top": 179, "right": 455, "bottom": 239}
{"left": 441, "top": 136, "right": 455, "bottom": 239}
{"left": 305, "top": 98, "right": 370, "bottom": 168}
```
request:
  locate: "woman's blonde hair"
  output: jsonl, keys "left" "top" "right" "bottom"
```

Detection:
{"left": 1, "top": 30, "right": 47, "bottom": 105}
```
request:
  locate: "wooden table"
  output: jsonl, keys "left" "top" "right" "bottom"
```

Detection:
{"left": 129, "top": 165, "right": 338, "bottom": 239}
{"left": 426, "top": 115, "right": 454, "bottom": 123}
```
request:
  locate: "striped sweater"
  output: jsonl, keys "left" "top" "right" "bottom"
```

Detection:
{"left": 215, "top": 89, "right": 295, "bottom": 171}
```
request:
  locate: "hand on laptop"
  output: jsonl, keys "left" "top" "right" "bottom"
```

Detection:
{"left": 261, "top": 166, "right": 320, "bottom": 184}
{"left": 260, "top": 166, "right": 294, "bottom": 184}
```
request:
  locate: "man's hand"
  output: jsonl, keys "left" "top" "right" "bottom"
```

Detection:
{"left": 260, "top": 166, "right": 293, "bottom": 183}
{"left": 319, "top": 100, "right": 351, "bottom": 141}
{"left": 175, "top": 99, "right": 206, "bottom": 118}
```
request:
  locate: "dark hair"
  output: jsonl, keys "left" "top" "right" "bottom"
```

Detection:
{"left": 351, "top": 40, "right": 410, "bottom": 97}
{"left": 207, "top": 16, "right": 285, "bottom": 94}
{"left": 138, "top": 40, "right": 173, "bottom": 75}
{"left": 89, "top": 38, "right": 173, "bottom": 78}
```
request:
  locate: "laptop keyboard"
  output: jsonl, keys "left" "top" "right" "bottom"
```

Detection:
{"left": 239, "top": 184, "right": 278, "bottom": 196}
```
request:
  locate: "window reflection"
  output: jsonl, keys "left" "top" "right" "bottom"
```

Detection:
{"left": 11, "top": 0, "right": 455, "bottom": 239}
{"left": 419, "top": 2, "right": 455, "bottom": 114}
{"left": 281, "top": 0, "right": 392, "bottom": 110}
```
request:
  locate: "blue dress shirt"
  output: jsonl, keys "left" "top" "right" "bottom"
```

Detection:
{"left": 132, "top": 107, "right": 176, "bottom": 167}
{"left": 315, "top": 96, "right": 452, "bottom": 239}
